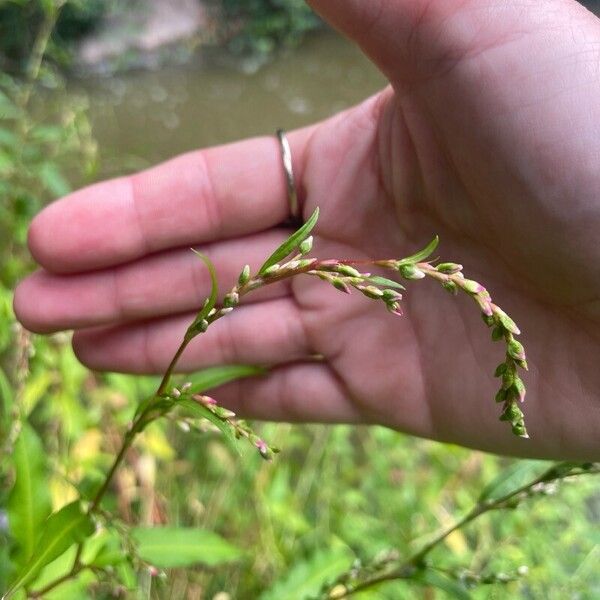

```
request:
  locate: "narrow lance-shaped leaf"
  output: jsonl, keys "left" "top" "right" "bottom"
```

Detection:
{"left": 5, "top": 501, "right": 95, "bottom": 598}
{"left": 131, "top": 526, "right": 243, "bottom": 568}
{"left": 259, "top": 207, "right": 319, "bottom": 274}
{"left": 7, "top": 422, "right": 52, "bottom": 569}
{"left": 187, "top": 251, "right": 218, "bottom": 337}
{"left": 477, "top": 460, "right": 549, "bottom": 503}
{"left": 185, "top": 364, "right": 267, "bottom": 395}
{"left": 178, "top": 397, "right": 240, "bottom": 454}
{"left": 363, "top": 275, "right": 405, "bottom": 290}
{"left": 397, "top": 235, "right": 439, "bottom": 266}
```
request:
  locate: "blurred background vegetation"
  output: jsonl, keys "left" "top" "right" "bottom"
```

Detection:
{"left": 1, "top": 1, "right": 599, "bottom": 598}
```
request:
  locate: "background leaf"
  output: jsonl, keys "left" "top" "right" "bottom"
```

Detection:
{"left": 259, "top": 207, "right": 319, "bottom": 273}
{"left": 259, "top": 547, "right": 354, "bottom": 600}
{"left": 7, "top": 422, "right": 52, "bottom": 568}
{"left": 131, "top": 526, "right": 243, "bottom": 568}
{"left": 185, "top": 364, "right": 266, "bottom": 394}
{"left": 414, "top": 570, "right": 471, "bottom": 600}
{"left": 6, "top": 501, "right": 95, "bottom": 597}
{"left": 478, "top": 460, "right": 550, "bottom": 503}
{"left": 178, "top": 397, "right": 240, "bottom": 453}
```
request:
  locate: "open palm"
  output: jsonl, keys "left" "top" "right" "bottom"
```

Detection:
{"left": 15, "top": 0, "right": 600, "bottom": 459}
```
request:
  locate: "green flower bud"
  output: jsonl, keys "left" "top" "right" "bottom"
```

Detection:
{"left": 494, "top": 363, "right": 507, "bottom": 377}
{"left": 299, "top": 235, "right": 313, "bottom": 255}
{"left": 399, "top": 264, "right": 426, "bottom": 280}
{"left": 495, "top": 388, "right": 508, "bottom": 403}
{"left": 459, "top": 278, "right": 485, "bottom": 294}
{"left": 501, "top": 369, "right": 515, "bottom": 390}
{"left": 331, "top": 278, "right": 351, "bottom": 294}
{"left": 507, "top": 339, "right": 526, "bottom": 362}
{"left": 382, "top": 289, "right": 403, "bottom": 302}
{"left": 263, "top": 264, "right": 281, "bottom": 275}
{"left": 492, "top": 306, "right": 521, "bottom": 335}
{"left": 511, "top": 377, "right": 526, "bottom": 403}
{"left": 238, "top": 264, "right": 251, "bottom": 286}
{"left": 359, "top": 285, "right": 384, "bottom": 299}
{"left": 335, "top": 264, "right": 362, "bottom": 278}
{"left": 223, "top": 292, "right": 239, "bottom": 308}
{"left": 442, "top": 280, "right": 458, "bottom": 295}
{"left": 436, "top": 262, "right": 463, "bottom": 274}
{"left": 491, "top": 326, "right": 504, "bottom": 341}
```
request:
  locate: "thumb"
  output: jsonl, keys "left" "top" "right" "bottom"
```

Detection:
{"left": 305, "top": 0, "right": 448, "bottom": 81}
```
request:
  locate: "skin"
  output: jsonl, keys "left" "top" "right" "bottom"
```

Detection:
{"left": 14, "top": 0, "right": 600, "bottom": 459}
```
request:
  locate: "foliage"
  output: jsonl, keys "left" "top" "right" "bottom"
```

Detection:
{"left": 0, "top": 0, "right": 120, "bottom": 72}
{"left": 218, "top": 0, "right": 323, "bottom": 56}
{"left": 1, "top": 4, "right": 599, "bottom": 600}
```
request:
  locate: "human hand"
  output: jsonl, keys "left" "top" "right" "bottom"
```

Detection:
{"left": 15, "top": 0, "right": 600, "bottom": 459}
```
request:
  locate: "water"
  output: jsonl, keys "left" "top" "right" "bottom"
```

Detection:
{"left": 72, "top": 32, "right": 386, "bottom": 174}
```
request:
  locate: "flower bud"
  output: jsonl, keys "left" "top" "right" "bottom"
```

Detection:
{"left": 507, "top": 339, "right": 526, "bottom": 362}
{"left": 238, "top": 264, "right": 251, "bottom": 286}
{"left": 223, "top": 292, "right": 239, "bottom": 308}
{"left": 263, "top": 264, "right": 281, "bottom": 275}
{"left": 331, "top": 278, "right": 351, "bottom": 294}
{"left": 494, "top": 363, "right": 507, "bottom": 377}
{"left": 181, "top": 382, "right": 192, "bottom": 392}
{"left": 442, "top": 280, "right": 458, "bottom": 295}
{"left": 386, "top": 301, "right": 403, "bottom": 316}
{"left": 491, "top": 326, "right": 504, "bottom": 341}
{"left": 511, "top": 376, "right": 526, "bottom": 403}
{"left": 492, "top": 306, "right": 520, "bottom": 335}
{"left": 399, "top": 264, "right": 426, "bottom": 279}
{"left": 382, "top": 289, "right": 403, "bottom": 302}
{"left": 359, "top": 285, "right": 384, "bottom": 299}
{"left": 299, "top": 236, "right": 313, "bottom": 255}
{"left": 459, "top": 278, "right": 485, "bottom": 294}
{"left": 335, "top": 264, "right": 362, "bottom": 278}
{"left": 171, "top": 388, "right": 181, "bottom": 398}
{"left": 436, "top": 262, "right": 463, "bottom": 274}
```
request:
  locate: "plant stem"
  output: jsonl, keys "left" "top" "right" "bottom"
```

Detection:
{"left": 330, "top": 462, "right": 599, "bottom": 597}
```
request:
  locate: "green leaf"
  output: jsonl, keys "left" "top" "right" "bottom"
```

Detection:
{"left": 397, "top": 236, "right": 439, "bottom": 266}
{"left": 178, "top": 398, "right": 240, "bottom": 454}
{"left": 6, "top": 501, "right": 95, "bottom": 597}
{"left": 414, "top": 570, "right": 471, "bottom": 600}
{"left": 131, "top": 526, "right": 243, "bottom": 568}
{"left": 186, "top": 364, "right": 266, "bottom": 395}
{"left": 364, "top": 275, "right": 405, "bottom": 290}
{"left": 39, "top": 163, "right": 71, "bottom": 198}
{"left": 188, "top": 251, "right": 218, "bottom": 336}
{"left": 478, "top": 460, "right": 550, "bottom": 503}
{"left": 259, "top": 207, "right": 319, "bottom": 274}
{"left": 259, "top": 548, "right": 354, "bottom": 600}
{"left": 7, "top": 423, "right": 52, "bottom": 569}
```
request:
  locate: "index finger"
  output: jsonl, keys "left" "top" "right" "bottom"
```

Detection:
{"left": 28, "top": 128, "right": 312, "bottom": 274}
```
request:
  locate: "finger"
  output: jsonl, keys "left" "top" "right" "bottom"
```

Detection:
{"left": 210, "top": 363, "right": 361, "bottom": 424}
{"left": 28, "top": 126, "right": 314, "bottom": 274}
{"left": 72, "top": 298, "right": 311, "bottom": 374}
{"left": 14, "top": 230, "right": 292, "bottom": 334}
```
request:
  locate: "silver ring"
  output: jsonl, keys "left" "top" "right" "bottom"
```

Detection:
{"left": 276, "top": 129, "right": 300, "bottom": 222}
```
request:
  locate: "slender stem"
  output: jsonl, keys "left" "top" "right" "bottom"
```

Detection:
{"left": 29, "top": 564, "right": 84, "bottom": 598}
{"left": 332, "top": 463, "right": 599, "bottom": 597}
